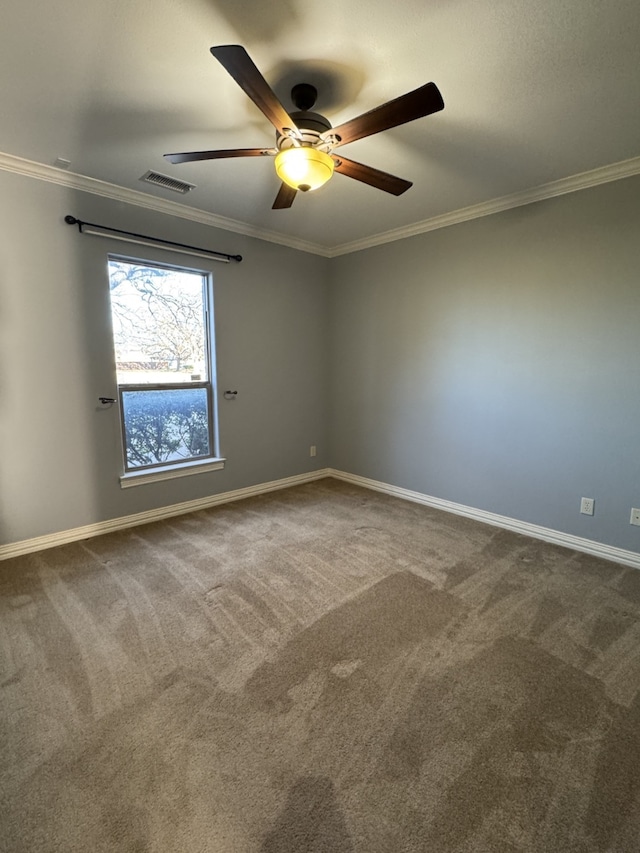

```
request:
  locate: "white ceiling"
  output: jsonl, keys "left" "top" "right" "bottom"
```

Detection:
{"left": 2, "top": 0, "right": 639, "bottom": 253}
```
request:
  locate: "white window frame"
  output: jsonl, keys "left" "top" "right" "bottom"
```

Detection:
{"left": 107, "top": 254, "right": 224, "bottom": 488}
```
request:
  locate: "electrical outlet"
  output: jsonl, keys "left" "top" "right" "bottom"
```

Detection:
{"left": 580, "top": 497, "right": 595, "bottom": 516}
{"left": 631, "top": 508, "right": 640, "bottom": 526}
{"left": 310, "top": 445, "right": 317, "bottom": 458}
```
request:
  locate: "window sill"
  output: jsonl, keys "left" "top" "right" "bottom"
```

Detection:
{"left": 120, "top": 458, "right": 226, "bottom": 489}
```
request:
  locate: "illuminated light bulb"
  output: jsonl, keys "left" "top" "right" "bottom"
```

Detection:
{"left": 274, "top": 147, "right": 334, "bottom": 192}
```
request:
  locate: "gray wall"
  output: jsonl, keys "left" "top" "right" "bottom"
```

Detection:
{"left": 329, "top": 176, "right": 640, "bottom": 552}
{"left": 0, "top": 170, "right": 329, "bottom": 544}
{"left": 3, "top": 167, "right": 640, "bottom": 554}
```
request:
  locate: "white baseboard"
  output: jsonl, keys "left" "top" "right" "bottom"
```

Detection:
{"left": 4, "top": 467, "right": 639, "bottom": 570}
{"left": 328, "top": 469, "right": 640, "bottom": 570}
{"left": 0, "top": 469, "right": 331, "bottom": 560}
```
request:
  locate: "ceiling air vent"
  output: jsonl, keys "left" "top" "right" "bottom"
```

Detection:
{"left": 140, "top": 170, "right": 196, "bottom": 194}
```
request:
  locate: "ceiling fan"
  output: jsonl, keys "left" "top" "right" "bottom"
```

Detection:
{"left": 164, "top": 45, "right": 444, "bottom": 210}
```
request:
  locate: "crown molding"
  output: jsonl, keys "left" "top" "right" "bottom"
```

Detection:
{"left": 0, "top": 151, "right": 330, "bottom": 257}
{"left": 2, "top": 150, "right": 639, "bottom": 258}
{"left": 326, "top": 155, "right": 640, "bottom": 257}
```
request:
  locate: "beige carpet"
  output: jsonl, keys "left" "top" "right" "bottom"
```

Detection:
{"left": 2, "top": 478, "right": 640, "bottom": 852}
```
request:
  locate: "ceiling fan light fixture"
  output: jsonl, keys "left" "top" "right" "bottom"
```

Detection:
{"left": 168, "top": 46, "right": 445, "bottom": 209}
{"left": 275, "top": 147, "right": 334, "bottom": 192}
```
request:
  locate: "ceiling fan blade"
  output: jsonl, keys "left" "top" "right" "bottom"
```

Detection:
{"left": 329, "top": 82, "right": 444, "bottom": 147}
{"left": 272, "top": 183, "right": 297, "bottom": 209}
{"left": 332, "top": 156, "right": 412, "bottom": 196}
{"left": 164, "top": 148, "right": 276, "bottom": 164}
{"left": 210, "top": 45, "right": 298, "bottom": 138}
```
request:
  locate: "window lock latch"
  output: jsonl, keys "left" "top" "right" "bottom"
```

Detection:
{"left": 99, "top": 397, "right": 117, "bottom": 405}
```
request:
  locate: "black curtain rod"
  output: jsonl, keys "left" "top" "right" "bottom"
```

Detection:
{"left": 64, "top": 216, "right": 242, "bottom": 263}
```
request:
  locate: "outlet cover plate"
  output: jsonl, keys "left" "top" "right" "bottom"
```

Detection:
{"left": 631, "top": 508, "right": 640, "bottom": 526}
{"left": 580, "top": 497, "right": 595, "bottom": 516}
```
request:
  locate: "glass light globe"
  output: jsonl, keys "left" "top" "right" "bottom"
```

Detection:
{"left": 275, "top": 148, "right": 334, "bottom": 192}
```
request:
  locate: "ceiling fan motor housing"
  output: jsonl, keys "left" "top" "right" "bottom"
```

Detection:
{"left": 277, "top": 111, "right": 333, "bottom": 151}
{"left": 291, "top": 110, "right": 332, "bottom": 134}
{"left": 276, "top": 84, "right": 334, "bottom": 150}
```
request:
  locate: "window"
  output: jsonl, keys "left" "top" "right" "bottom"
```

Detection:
{"left": 107, "top": 257, "right": 219, "bottom": 478}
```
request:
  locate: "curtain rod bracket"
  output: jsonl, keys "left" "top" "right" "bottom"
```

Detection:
{"left": 64, "top": 215, "right": 242, "bottom": 263}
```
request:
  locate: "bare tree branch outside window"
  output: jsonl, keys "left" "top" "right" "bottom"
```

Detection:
{"left": 107, "top": 259, "right": 214, "bottom": 469}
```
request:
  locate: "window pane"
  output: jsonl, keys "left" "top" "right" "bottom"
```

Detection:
{"left": 108, "top": 260, "right": 207, "bottom": 385}
{"left": 121, "top": 388, "right": 211, "bottom": 469}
